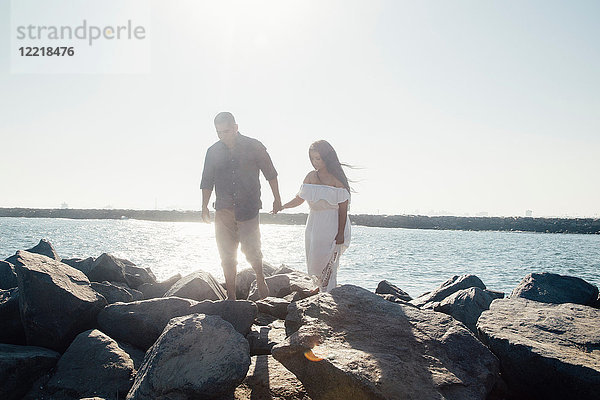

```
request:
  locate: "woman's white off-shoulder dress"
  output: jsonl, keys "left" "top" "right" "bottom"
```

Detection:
{"left": 298, "top": 184, "right": 351, "bottom": 292}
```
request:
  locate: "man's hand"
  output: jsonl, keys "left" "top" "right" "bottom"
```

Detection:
{"left": 201, "top": 206, "right": 211, "bottom": 223}
{"left": 271, "top": 198, "right": 283, "bottom": 214}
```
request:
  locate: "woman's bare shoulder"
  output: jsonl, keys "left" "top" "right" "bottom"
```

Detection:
{"left": 303, "top": 171, "right": 318, "bottom": 184}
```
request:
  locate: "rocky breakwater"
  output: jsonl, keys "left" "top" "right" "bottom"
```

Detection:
{"left": 1, "top": 238, "right": 598, "bottom": 400}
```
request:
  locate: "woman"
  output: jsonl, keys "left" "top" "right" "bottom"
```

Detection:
{"left": 282, "top": 140, "right": 351, "bottom": 292}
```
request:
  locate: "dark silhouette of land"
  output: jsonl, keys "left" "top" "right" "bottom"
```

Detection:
{"left": 1, "top": 208, "right": 598, "bottom": 234}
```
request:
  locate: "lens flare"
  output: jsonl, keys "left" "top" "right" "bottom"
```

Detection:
{"left": 304, "top": 349, "right": 323, "bottom": 362}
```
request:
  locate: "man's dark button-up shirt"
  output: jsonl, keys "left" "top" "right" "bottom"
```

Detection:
{"left": 200, "top": 133, "right": 278, "bottom": 221}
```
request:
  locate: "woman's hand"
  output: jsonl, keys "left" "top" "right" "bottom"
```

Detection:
{"left": 335, "top": 232, "right": 344, "bottom": 244}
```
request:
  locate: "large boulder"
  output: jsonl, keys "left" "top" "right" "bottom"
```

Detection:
{"left": 164, "top": 270, "right": 226, "bottom": 301}
{"left": 122, "top": 263, "right": 157, "bottom": 290}
{"left": 247, "top": 320, "right": 287, "bottom": 356}
{"left": 61, "top": 256, "right": 96, "bottom": 275}
{"left": 87, "top": 253, "right": 128, "bottom": 285}
{"left": 138, "top": 273, "right": 181, "bottom": 299}
{"left": 0, "top": 261, "right": 18, "bottom": 290}
{"left": 98, "top": 297, "right": 256, "bottom": 350}
{"left": 233, "top": 355, "right": 312, "bottom": 400}
{"left": 126, "top": 314, "right": 250, "bottom": 400}
{"left": 256, "top": 296, "right": 291, "bottom": 320}
{"left": 249, "top": 271, "right": 318, "bottom": 301}
{"left": 0, "top": 344, "right": 60, "bottom": 400}
{"left": 235, "top": 262, "right": 278, "bottom": 300}
{"left": 511, "top": 272, "right": 599, "bottom": 306}
{"left": 434, "top": 287, "right": 504, "bottom": 334}
{"left": 375, "top": 280, "right": 413, "bottom": 301}
{"left": 477, "top": 298, "right": 600, "bottom": 400}
{"left": 14, "top": 251, "right": 107, "bottom": 352}
{"left": 91, "top": 281, "right": 135, "bottom": 304}
{"left": 98, "top": 297, "right": 198, "bottom": 350}
{"left": 42, "top": 329, "right": 134, "bottom": 399}
{"left": 273, "top": 285, "right": 500, "bottom": 400}
{"left": 5, "top": 239, "right": 61, "bottom": 265}
{"left": 410, "top": 274, "right": 486, "bottom": 309}
{"left": 0, "top": 288, "right": 25, "bottom": 345}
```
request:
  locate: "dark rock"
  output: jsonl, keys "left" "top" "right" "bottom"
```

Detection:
{"left": 247, "top": 320, "right": 287, "bottom": 356}
{"left": 0, "top": 288, "right": 25, "bottom": 345}
{"left": 190, "top": 299, "right": 257, "bottom": 336}
{"left": 97, "top": 297, "right": 255, "bottom": 350}
{"left": 477, "top": 298, "right": 600, "bottom": 400}
{"left": 110, "top": 282, "right": 144, "bottom": 301}
{"left": 43, "top": 329, "right": 134, "bottom": 399}
{"left": 116, "top": 341, "right": 146, "bottom": 372}
{"left": 122, "top": 263, "right": 156, "bottom": 290}
{"left": 377, "top": 293, "right": 413, "bottom": 305}
{"left": 233, "top": 355, "right": 311, "bottom": 400}
{"left": 164, "top": 270, "right": 226, "bottom": 301}
{"left": 375, "top": 280, "right": 413, "bottom": 301}
{"left": 0, "top": 344, "right": 60, "bottom": 400}
{"left": 127, "top": 314, "right": 250, "bottom": 400}
{"left": 434, "top": 287, "right": 504, "bottom": 334}
{"left": 5, "top": 239, "right": 61, "bottom": 265}
{"left": 0, "top": 260, "right": 18, "bottom": 290}
{"left": 234, "top": 262, "right": 278, "bottom": 300}
{"left": 61, "top": 257, "right": 96, "bottom": 276}
{"left": 255, "top": 312, "right": 279, "bottom": 326}
{"left": 87, "top": 253, "right": 128, "bottom": 284}
{"left": 410, "top": 274, "right": 486, "bottom": 309}
{"left": 14, "top": 251, "right": 107, "bottom": 352}
{"left": 249, "top": 271, "right": 318, "bottom": 301}
{"left": 137, "top": 273, "right": 181, "bottom": 299}
{"left": 511, "top": 272, "right": 599, "bottom": 306}
{"left": 91, "top": 281, "right": 134, "bottom": 304}
{"left": 256, "top": 296, "right": 291, "bottom": 320}
{"left": 273, "top": 285, "right": 500, "bottom": 400}
{"left": 97, "top": 297, "right": 197, "bottom": 350}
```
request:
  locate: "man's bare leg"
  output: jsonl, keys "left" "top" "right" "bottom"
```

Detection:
{"left": 251, "top": 262, "right": 270, "bottom": 299}
{"left": 223, "top": 263, "right": 237, "bottom": 300}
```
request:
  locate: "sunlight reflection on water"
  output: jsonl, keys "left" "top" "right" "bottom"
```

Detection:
{"left": 1, "top": 217, "right": 599, "bottom": 298}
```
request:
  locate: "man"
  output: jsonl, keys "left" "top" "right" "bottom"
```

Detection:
{"left": 200, "top": 112, "right": 282, "bottom": 300}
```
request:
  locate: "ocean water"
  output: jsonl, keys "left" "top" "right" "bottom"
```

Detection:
{"left": 1, "top": 217, "right": 599, "bottom": 298}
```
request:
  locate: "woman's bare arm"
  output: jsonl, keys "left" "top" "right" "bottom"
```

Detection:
{"left": 335, "top": 200, "right": 349, "bottom": 244}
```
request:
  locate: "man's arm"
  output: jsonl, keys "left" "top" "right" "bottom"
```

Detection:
{"left": 268, "top": 178, "right": 282, "bottom": 214}
{"left": 201, "top": 189, "right": 212, "bottom": 223}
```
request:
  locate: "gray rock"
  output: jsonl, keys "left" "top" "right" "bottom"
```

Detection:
{"left": 61, "top": 257, "right": 96, "bottom": 276}
{"left": 190, "top": 299, "right": 257, "bottom": 336}
{"left": 91, "top": 281, "right": 134, "bottom": 304}
{"left": 138, "top": 273, "right": 181, "bottom": 299}
{"left": 247, "top": 320, "right": 287, "bottom": 356}
{"left": 410, "top": 274, "right": 486, "bottom": 309}
{"left": 44, "top": 329, "right": 134, "bottom": 399}
{"left": 0, "top": 260, "right": 18, "bottom": 290}
{"left": 377, "top": 293, "right": 413, "bottom": 305}
{"left": 0, "top": 288, "right": 25, "bottom": 345}
{"left": 87, "top": 253, "right": 128, "bottom": 285}
{"left": 98, "top": 297, "right": 256, "bottom": 350}
{"left": 14, "top": 251, "right": 107, "bottom": 352}
{"left": 249, "top": 271, "right": 318, "bottom": 301}
{"left": 235, "top": 262, "right": 278, "bottom": 300}
{"left": 375, "top": 280, "right": 413, "bottom": 301}
{"left": 511, "top": 272, "right": 599, "bottom": 306}
{"left": 477, "top": 298, "right": 600, "bottom": 400}
{"left": 126, "top": 314, "right": 250, "bottom": 400}
{"left": 434, "top": 287, "right": 504, "bottom": 334}
{"left": 122, "top": 263, "right": 157, "bottom": 290}
{"left": 256, "top": 296, "right": 291, "bottom": 320}
{"left": 273, "top": 285, "right": 500, "bottom": 400}
{"left": 5, "top": 239, "right": 61, "bottom": 265}
{"left": 273, "top": 264, "right": 295, "bottom": 275}
{"left": 98, "top": 297, "right": 198, "bottom": 350}
{"left": 233, "top": 355, "right": 311, "bottom": 400}
{"left": 0, "top": 344, "right": 60, "bottom": 400}
{"left": 164, "top": 270, "right": 226, "bottom": 301}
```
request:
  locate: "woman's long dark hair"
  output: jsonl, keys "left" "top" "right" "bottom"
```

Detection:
{"left": 310, "top": 140, "right": 352, "bottom": 193}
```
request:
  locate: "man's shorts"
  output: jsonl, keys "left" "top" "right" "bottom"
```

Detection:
{"left": 214, "top": 208, "right": 262, "bottom": 269}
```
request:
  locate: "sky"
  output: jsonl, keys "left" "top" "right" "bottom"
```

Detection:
{"left": 1, "top": 0, "right": 599, "bottom": 218}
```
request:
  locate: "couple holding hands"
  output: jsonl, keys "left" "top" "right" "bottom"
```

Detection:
{"left": 200, "top": 112, "right": 351, "bottom": 300}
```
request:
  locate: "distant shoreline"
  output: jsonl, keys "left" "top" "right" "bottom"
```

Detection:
{"left": 1, "top": 208, "right": 599, "bottom": 234}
